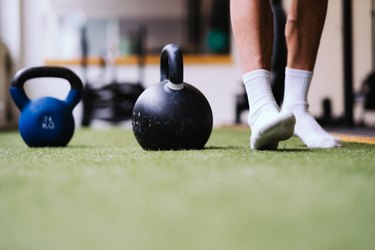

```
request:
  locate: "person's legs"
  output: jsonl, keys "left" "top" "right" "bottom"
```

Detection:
{"left": 231, "top": 0, "right": 295, "bottom": 150}
{"left": 231, "top": 0, "right": 274, "bottom": 72}
{"left": 282, "top": 0, "right": 341, "bottom": 148}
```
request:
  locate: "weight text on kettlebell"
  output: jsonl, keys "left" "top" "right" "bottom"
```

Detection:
{"left": 42, "top": 116, "right": 55, "bottom": 130}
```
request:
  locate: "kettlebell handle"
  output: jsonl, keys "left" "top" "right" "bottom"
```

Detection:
{"left": 160, "top": 44, "right": 184, "bottom": 85}
{"left": 10, "top": 66, "right": 83, "bottom": 110}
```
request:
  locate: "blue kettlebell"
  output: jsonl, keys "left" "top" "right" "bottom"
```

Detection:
{"left": 10, "top": 66, "right": 83, "bottom": 147}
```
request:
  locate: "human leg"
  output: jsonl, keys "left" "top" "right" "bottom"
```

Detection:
{"left": 282, "top": 0, "right": 341, "bottom": 148}
{"left": 231, "top": 0, "right": 295, "bottom": 150}
{"left": 230, "top": 0, "right": 274, "bottom": 72}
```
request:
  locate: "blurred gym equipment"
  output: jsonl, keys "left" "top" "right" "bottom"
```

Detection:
{"left": 0, "top": 40, "right": 17, "bottom": 129}
{"left": 81, "top": 25, "right": 146, "bottom": 127}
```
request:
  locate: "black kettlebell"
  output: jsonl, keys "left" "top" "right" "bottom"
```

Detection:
{"left": 10, "top": 66, "right": 83, "bottom": 147}
{"left": 132, "top": 44, "right": 213, "bottom": 150}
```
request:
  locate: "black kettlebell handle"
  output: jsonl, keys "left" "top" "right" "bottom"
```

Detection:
{"left": 10, "top": 66, "right": 83, "bottom": 110}
{"left": 160, "top": 44, "right": 184, "bottom": 85}
{"left": 11, "top": 66, "right": 82, "bottom": 89}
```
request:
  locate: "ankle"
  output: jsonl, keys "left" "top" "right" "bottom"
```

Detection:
{"left": 282, "top": 67, "right": 313, "bottom": 112}
{"left": 282, "top": 102, "right": 309, "bottom": 117}
{"left": 242, "top": 69, "right": 279, "bottom": 127}
{"left": 248, "top": 103, "right": 279, "bottom": 128}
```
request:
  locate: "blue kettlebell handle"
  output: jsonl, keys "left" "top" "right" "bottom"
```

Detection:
{"left": 160, "top": 44, "right": 184, "bottom": 85}
{"left": 10, "top": 66, "right": 83, "bottom": 110}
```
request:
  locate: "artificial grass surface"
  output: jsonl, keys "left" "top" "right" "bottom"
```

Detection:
{"left": 0, "top": 128, "right": 375, "bottom": 250}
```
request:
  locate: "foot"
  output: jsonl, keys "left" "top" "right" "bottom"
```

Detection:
{"left": 250, "top": 111, "right": 296, "bottom": 150}
{"left": 242, "top": 69, "right": 295, "bottom": 150}
{"left": 284, "top": 107, "right": 341, "bottom": 148}
{"left": 282, "top": 67, "right": 341, "bottom": 149}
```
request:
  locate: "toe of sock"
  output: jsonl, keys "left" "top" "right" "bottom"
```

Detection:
{"left": 305, "top": 137, "right": 342, "bottom": 148}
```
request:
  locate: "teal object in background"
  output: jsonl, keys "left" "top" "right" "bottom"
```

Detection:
{"left": 207, "top": 29, "right": 229, "bottom": 54}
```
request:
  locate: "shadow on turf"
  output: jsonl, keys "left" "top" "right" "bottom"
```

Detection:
{"left": 67, "top": 145, "right": 98, "bottom": 149}
{"left": 66, "top": 145, "right": 311, "bottom": 152}
{"left": 67, "top": 145, "right": 244, "bottom": 151}
{"left": 205, "top": 145, "right": 310, "bottom": 152}
{"left": 204, "top": 146, "right": 245, "bottom": 150}
{"left": 276, "top": 148, "right": 310, "bottom": 152}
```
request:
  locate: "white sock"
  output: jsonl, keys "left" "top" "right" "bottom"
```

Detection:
{"left": 282, "top": 67, "right": 341, "bottom": 148}
{"left": 243, "top": 69, "right": 295, "bottom": 150}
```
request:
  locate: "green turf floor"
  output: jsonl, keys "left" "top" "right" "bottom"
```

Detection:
{"left": 1, "top": 128, "right": 375, "bottom": 250}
